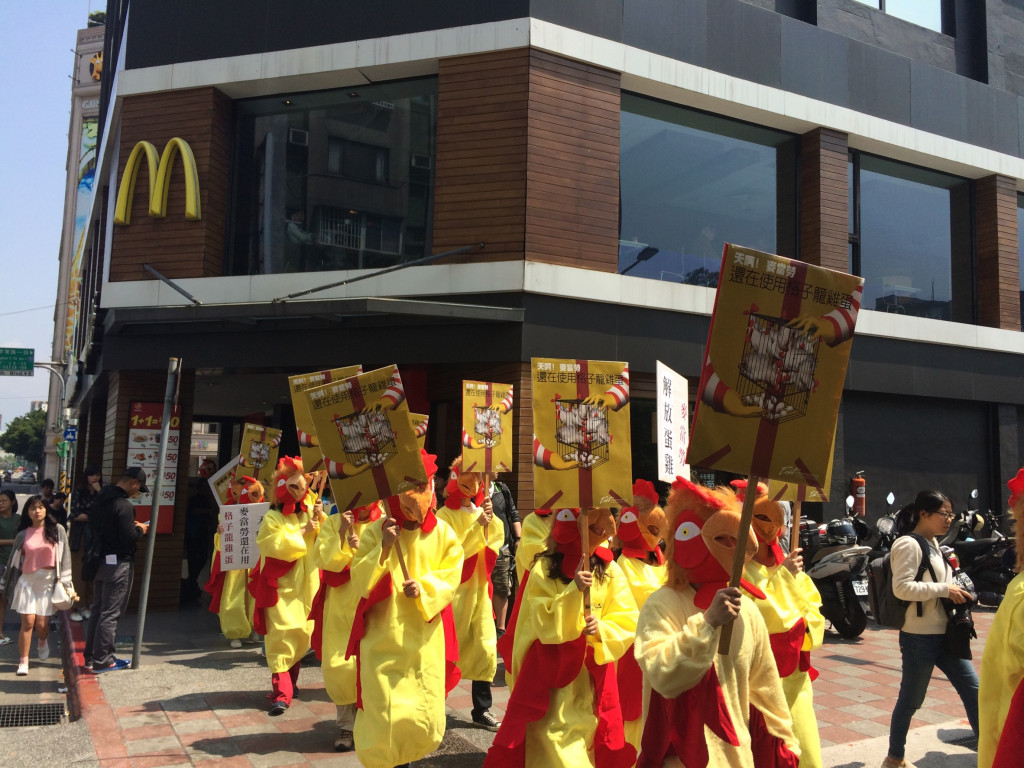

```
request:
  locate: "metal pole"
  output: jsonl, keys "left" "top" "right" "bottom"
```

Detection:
{"left": 132, "top": 357, "right": 181, "bottom": 668}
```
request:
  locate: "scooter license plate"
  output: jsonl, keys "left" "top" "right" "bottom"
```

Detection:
{"left": 853, "top": 579, "right": 869, "bottom": 596}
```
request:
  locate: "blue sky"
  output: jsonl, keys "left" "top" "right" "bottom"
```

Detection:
{"left": 0, "top": 2, "right": 94, "bottom": 432}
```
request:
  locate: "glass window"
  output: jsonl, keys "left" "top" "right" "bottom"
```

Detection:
{"left": 619, "top": 93, "right": 797, "bottom": 286}
{"left": 850, "top": 153, "right": 972, "bottom": 322}
{"left": 228, "top": 79, "right": 436, "bottom": 275}
{"left": 851, "top": 1, "right": 943, "bottom": 33}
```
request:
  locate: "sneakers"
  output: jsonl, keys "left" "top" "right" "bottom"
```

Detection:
{"left": 882, "top": 759, "right": 916, "bottom": 768}
{"left": 80, "top": 608, "right": 91, "bottom": 619}
{"left": 89, "top": 658, "right": 130, "bottom": 674}
{"left": 472, "top": 710, "right": 501, "bottom": 731}
{"left": 37, "top": 641, "right": 50, "bottom": 661}
{"left": 268, "top": 700, "right": 288, "bottom": 717}
{"left": 229, "top": 639, "right": 242, "bottom": 648}
{"left": 15, "top": 663, "right": 27, "bottom": 676}
{"left": 0, "top": 636, "right": 12, "bottom": 646}
{"left": 69, "top": 611, "right": 84, "bottom": 622}
{"left": 334, "top": 729, "right": 354, "bottom": 752}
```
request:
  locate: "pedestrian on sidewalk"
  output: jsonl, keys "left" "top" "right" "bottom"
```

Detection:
{"left": 0, "top": 490, "right": 21, "bottom": 645}
{"left": 84, "top": 467, "right": 151, "bottom": 674}
{"left": 1, "top": 495, "right": 72, "bottom": 675}
{"left": 69, "top": 465, "right": 102, "bottom": 622}
{"left": 883, "top": 490, "right": 978, "bottom": 768}
{"left": 489, "top": 477, "right": 520, "bottom": 637}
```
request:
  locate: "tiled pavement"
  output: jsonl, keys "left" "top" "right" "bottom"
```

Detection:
{"left": 23, "top": 599, "right": 994, "bottom": 767}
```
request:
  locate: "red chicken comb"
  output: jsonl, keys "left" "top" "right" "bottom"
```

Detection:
{"left": 671, "top": 476, "right": 727, "bottom": 510}
{"left": 633, "top": 478, "right": 659, "bottom": 504}
{"left": 1008, "top": 468, "right": 1024, "bottom": 507}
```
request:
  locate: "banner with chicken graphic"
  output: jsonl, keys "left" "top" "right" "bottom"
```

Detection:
{"left": 236, "top": 423, "right": 282, "bottom": 491}
{"left": 410, "top": 413, "right": 429, "bottom": 450}
{"left": 531, "top": 358, "right": 632, "bottom": 508}
{"left": 461, "top": 381, "right": 513, "bottom": 475}
{"left": 688, "top": 244, "right": 863, "bottom": 488}
{"left": 288, "top": 364, "right": 363, "bottom": 471}
{"left": 303, "top": 364, "right": 424, "bottom": 511}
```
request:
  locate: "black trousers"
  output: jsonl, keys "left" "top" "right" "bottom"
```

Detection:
{"left": 471, "top": 679, "right": 492, "bottom": 716}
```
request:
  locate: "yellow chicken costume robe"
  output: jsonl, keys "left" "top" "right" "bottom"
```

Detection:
{"left": 515, "top": 508, "right": 552, "bottom": 583}
{"left": 251, "top": 458, "right": 322, "bottom": 711}
{"left": 485, "top": 507, "right": 639, "bottom": 768}
{"left": 979, "top": 470, "right": 1024, "bottom": 768}
{"left": 346, "top": 456, "right": 465, "bottom": 768}
{"left": 634, "top": 478, "right": 799, "bottom": 768}
{"left": 736, "top": 482, "right": 824, "bottom": 768}
{"left": 437, "top": 459, "right": 504, "bottom": 684}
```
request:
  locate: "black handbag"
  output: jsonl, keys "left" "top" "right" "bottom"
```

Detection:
{"left": 943, "top": 603, "right": 977, "bottom": 660}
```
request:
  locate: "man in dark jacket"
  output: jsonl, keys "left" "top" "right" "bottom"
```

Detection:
{"left": 83, "top": 467, "right": 151, "bottom": 673}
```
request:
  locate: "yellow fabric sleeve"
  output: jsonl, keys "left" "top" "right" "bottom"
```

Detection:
{"left": 589, "top": 559, "right": 639, "bottom": 665}
{"left": 317, "top": 513, "right": 356, "bottom": 573}
{"left": 256, "top": 509, "right": 310, "bottom": 562}
{"left": 634, "top": 587, "right": 718, "bottom": 699}
{"left": 410, "top": 520, "right": 464, "bottom": 623}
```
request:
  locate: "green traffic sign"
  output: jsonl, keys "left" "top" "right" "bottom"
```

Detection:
{"left": 0, "top": 348, "right": 33, "bottom": 376}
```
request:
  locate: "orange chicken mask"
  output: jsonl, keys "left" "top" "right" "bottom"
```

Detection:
{"left": 395, "top": 450, "right": 439, "bottom": 529}
{"left": 665, "top": 477, "right": 763, "bottom": 609}
{"left": 618, "top": 479, "right": 667, "bottom": 562}
{"left": 443, "top": 456, "right": 486, "bottom": 510}
{"left": 549, "top": 507, "right": 617, "bottom": 580}
{"left": 731, "top": 479, "right": 786, "bottom": 567}
{"left": 273, "top": 456, "right": 310, "bottom": 514}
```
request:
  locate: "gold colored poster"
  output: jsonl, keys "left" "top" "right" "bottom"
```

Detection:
{"left": 288, "top": 365, "right": 363, "bottom": 470}
{"left": 531, "top": 358, "right": 632, "bottom": 509}
{"left": 304, "top": 365, "right": 423, "bottom": 511}
{"left": 768, "top": 432, "right": 836, "bottom": 503}
{"left": 236, "top": 423, "right": 283, "bottom": 490}
{"left": 688, "top": 244, "right": 863, "bottom": 488}
{"left": 461, "top": 381, "right": 513, "bottom": 474}
{"left": 208, "top": 457, "right": 241, "bottom": 507}
{"left": 410, "top": 413, "right": 429, "bottom": 450}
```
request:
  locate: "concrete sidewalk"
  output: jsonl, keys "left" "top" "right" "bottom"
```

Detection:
{"left": 0, "top": 599, "right": 986, "bottom": 767}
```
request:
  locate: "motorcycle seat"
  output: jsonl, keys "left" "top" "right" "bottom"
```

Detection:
{"left": 951, "top": 538, "right": 1001, "bottom": 557}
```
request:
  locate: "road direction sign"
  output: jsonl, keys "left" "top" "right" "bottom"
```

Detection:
{"left": 0, "top": 348, "right": 33, "bottom": 376}
{"left": 63, "top": 426, "right": 78, "bottom": 442}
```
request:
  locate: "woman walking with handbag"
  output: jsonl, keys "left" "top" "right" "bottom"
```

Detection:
{"left": 883, "top": 490, "right": 978, "bottom": 768}
{"left": 1, "top": 495, "right": 74, "bottom": 675}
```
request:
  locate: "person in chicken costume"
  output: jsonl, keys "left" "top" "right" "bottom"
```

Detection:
{"left": 633, "top": 477, "right": 800, "bottom": 768}
{"left": 249, "top": 456, "right": 324, "bottom": 716}
{"left": 733, "top": 480, "right": 824, "bottom": 768}
{"left": 614, "top": 479, "right": 668, "bottom": 756}
{"left": 515, "top": 507, "right": 552, "bottom": 583}
{"left": 314, "top": 499, "right": 383, "bottom": 752}
{"left": 205, "top": 476, "right": 264, "bottom": 647}
{"left": 485, "top": 506, "right": 639, "bottom": 768}
{"left": 346, "top": 450, "right": 464, "bottom": 768}
{"left": 437, "top": 456, "right": 504, "bottom": 730}
{"left": 978, "top": 469, "right": 1024, "bottom": 768}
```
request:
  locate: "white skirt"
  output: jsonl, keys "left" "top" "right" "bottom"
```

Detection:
{"left": 10, "top": 569, "right": 57, "bottom": 617}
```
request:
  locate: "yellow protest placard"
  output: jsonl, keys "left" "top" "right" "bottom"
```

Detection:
{"left": 461, "top": 381, "right": 513, "bottom": 475}
{"left": 236, "top": 423, "right": 282, "bottom": 490}
{"left": 288, "top": 365, "right": 363, "bottom": 470}
{"left": 303, "top": 364, "right": 423, "bottom": 511}
{"left": 688, "top": 244, "right": 863, "bottom": 488}
{"left": 531, "top": 358, "right": 632, "bottom": 509}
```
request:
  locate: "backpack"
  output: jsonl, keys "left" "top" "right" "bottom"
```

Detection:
{"left": 867, "top": 533, "right": 932, "bottom": 629}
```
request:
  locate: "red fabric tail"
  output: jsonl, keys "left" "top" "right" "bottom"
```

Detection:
{"left": 346, "top": 575, "right": 394, "bottom": 709}
{"left": 585, "top": 645, "right": 636, "bottom": 768}
{"left": 203, "top": 548, "right": 225, "bottom": 614}
{"left": 798, "top": 650, "right": 819, "bottom": 681}
{"left": 768, "top": 619, "right": 806, "bottom": 678}
{"left": 993, "top": 677, "right": 1024, "bottom": 768}
{"left": 441, "top": 603, "right": 462, "bottom": 695}
{"left": 616, "top": 642, "right": 644, "bottom": 722}
{"left": 748, "top": 705, "right": 800, "bottom": 768}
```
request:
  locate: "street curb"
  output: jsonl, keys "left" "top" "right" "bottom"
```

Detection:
{"left": 60, "top": 608, "right": 82, "bottom": 721}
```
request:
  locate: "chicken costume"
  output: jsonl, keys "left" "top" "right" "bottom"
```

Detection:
{"left": 249, "top": 457, "right": 322, "bottom": 713}
{"left": 314, "top": 500, "right": 382, "bottom": 750}
{"left": 515, "top": 508, "right": 552, "bottom": 583}
{"left": 485, "top": 507, "right": 639, "bottom": 768}
{"left": 978, "top": 470, "right": 1024, "bottom": 768}
{"left": 204, "top": 477, "right": 264, "bottom": 642}
{"left": 633, "top": 477, "right": 799, "bottom": 768}
{"left": 735, "top": 481, "right": 824, "bottom": 768}
{"left": 346, "top": 451, "right": 465, "bottom": 768}
{"left": 615, "top": 479, "right": 668, "bottom": 756}
{"left": 436, "top": 457, "right": 504, "bottom": 718}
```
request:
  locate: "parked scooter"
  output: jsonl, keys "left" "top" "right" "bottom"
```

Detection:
{"left": 804, "top": 497, "right": 871, "bottom": 638}
{"left": 941, "top": 490, "right": 1015, "bottom": 607}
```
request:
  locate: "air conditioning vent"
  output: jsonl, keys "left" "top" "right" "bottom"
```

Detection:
{"left": 411, "top": 154, "right": 431, "bottom": 170}
{"left": 288, "top": 128, "right": 309, "bottom": 146}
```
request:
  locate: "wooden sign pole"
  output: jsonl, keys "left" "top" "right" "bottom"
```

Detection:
{"left": 718, "top": 473, "right": 760, "bottom": 654}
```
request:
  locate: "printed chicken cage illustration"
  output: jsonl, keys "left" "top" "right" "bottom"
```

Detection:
{"left": 554, "top": 399, "right": 611, "bottom": 470}
{"left": 737, "top": 313, "right": 819, "bottom": 424}
{"left": 473, "top": 406, "right": 503, "bottom": 448}
{"left": 333, "top": 410, "right": 397, "bottom": 468}
{"left": 246, "top": 441, "right": 271, "bottom": 470}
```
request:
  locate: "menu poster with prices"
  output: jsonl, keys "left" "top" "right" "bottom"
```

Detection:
{"left": 127, "top": 401, "right": 180, "bottom": 533}
{"left": 218, "top": 503, "right": 270, "bottom": 571}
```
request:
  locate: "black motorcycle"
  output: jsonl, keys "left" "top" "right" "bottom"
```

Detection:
{"left": 941, "top": 498, "right": 1015, "bottom": 607}
{"left": 804, "top": 514, "right": 871, "bottom": 639}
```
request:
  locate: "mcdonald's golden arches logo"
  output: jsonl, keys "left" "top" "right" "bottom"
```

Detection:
{"left": 114, "top": 138, "right": 201, "bottom": 224}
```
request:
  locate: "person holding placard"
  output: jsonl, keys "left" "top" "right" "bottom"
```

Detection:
{"left": 346, "top": 451, "right": 464, "bottom": 768}
{"left": 437, "top": 457, "right": 504, "bottom": 731}
{"left": 251, "top": 457, "right": 323, "bottom": 716}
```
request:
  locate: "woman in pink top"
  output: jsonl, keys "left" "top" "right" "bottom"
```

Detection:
{"left": 1, "top": 496, "right": 73, "bottom": 675}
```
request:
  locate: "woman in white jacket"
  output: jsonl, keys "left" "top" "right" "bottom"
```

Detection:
{"left": 883, "top": 490, "right": 977, "bottom": 768}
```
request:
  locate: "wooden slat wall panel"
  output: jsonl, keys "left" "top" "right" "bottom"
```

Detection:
{"left": 433, "top": 50, "right": 531, "bottom": 262}
{"left": 525, "top": 51, "right": 620, "bottom": 272}
{"left": 800, "top": 128, "right": 849, "bottom": 273}
{"left": 102, "top": 368, "right": 196, "bottom": 611}
{"left": 110, "top": 88, "right": 232, "bottom": 282}
{"left": 975, "top": 174, "right": 1021, "bottom": 330}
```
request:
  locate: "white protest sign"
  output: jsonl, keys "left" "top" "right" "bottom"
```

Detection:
{"left": 218, "top": 502, "right": 270, "bottom": 571}
{"left": 656, "top": 361, "right": 690, "bottom": 484}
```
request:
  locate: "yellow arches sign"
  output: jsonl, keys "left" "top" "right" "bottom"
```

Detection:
{"left": 114, "top": 138, "right": 201, "bottom": 224}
